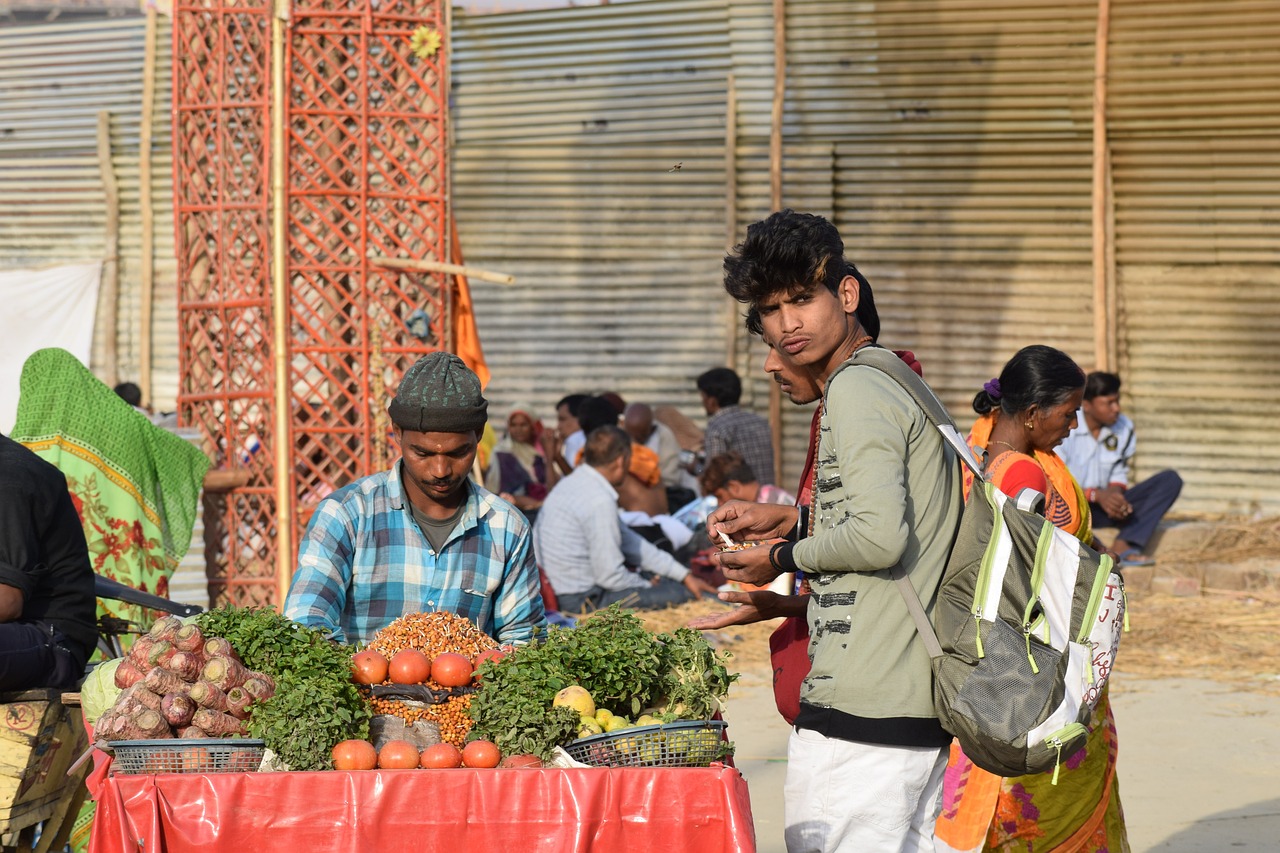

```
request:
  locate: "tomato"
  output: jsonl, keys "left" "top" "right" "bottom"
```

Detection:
{"left": 351, "top": 650, "right": 389, "bottom": 685}
{"left": 419, "top": 742, "right": 463, "bottom": 769}
{"left": 472, "top": 648, "right": 507, "bottom": 680}
{"left": 498, "top": 753, "right": 542, "bottom": 769}
{"left": 387, "top": 649, "right": 431, "bottom": 684}
{"left": 431, "top": 652, "right": 474, "bottom": 688}
{"left": 378, "top": 739, "right": 422, "bottom": 770}
{"left": 461, "top": 739, "right": 501, "bottom": 769}
{"left": 332, "top": 739, "right": 378, "bottom": 771}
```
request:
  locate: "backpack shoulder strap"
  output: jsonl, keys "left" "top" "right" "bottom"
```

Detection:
{"left": 827, "top": 346, "right": 973, "bottom": 659}
{"left": 831, "top": 347, "right": 985, "bottom": 480}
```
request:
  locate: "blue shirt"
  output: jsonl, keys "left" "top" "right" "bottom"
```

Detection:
{"left": 284, "top": 461, "right": 546, "bottom": 645}
{"left": 1057, "top": 412, "right": 1136, "bottom": 491}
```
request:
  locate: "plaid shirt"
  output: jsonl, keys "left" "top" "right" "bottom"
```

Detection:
{"left": 704, "top": 405, "right": 775, "bottom": 485}
{"left": 285, "top": 462, "right": 546, "bottom": 645}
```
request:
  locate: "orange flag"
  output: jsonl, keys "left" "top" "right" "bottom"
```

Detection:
{"left": 449, "top": 220, "right": 491, "bottom": 389}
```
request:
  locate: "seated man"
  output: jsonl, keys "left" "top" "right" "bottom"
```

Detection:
{"left": 0, "top": 434, "right": 96, "bottom": 690}
{"left": 1058, "top": 370, "right": 1183, "bottom": 566}
{"left": 285, "top": 352, "right": 547, "bottom": 645}
{"left": 697, "top": 366, "right": 775, "bottom": 486}
{"left": 699, "top": 451, "right": 796, "bottom": 508}
{"left": 623, "top": 402, "right": 693, "bottom": 509}
{"left": 576, "top": 396, "right": 667, "bottom": 516}
{"left": 533, "top": 426, "right": 718, "bottom": 613}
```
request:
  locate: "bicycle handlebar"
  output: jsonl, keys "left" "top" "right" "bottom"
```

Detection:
{"left": 94, "top": 574, "right": 204, "bottom": 618}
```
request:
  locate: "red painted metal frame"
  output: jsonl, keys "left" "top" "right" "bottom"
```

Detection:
{"left": 175, "top": 0, "right": 449, "bottom": 607}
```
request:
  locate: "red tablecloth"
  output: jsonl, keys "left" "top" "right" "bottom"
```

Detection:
{"left": 89, "top": 764, "right": 756, "bottom": 852}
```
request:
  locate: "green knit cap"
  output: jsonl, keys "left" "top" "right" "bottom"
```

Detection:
{"left": 388, "top": 352, "right": 488, "bottom": 433}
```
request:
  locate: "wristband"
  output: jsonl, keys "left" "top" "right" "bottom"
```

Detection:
{"left": 769, "top": 541, "right": 799, "bottom": 574}
{"left": 1086, "top": 488, "right": 1096, "bottom": 502}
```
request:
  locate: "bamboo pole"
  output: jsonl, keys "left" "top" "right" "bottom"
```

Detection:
{"left": 1091, "top": 0, "right": 1112, "bottom": 370}
{"left": 96, "top": 111, "right": 120, "bottom": 387}
{"left": 271, "top": 0, "right": 295, "bottom": 609}
{"left": 139, "top": 7, "right": 157, "bottom": 408}
{"left": 723, "top": 74, "right": 739, "bottom": 369}
{"left": 368, "top": 255, "right": 516, "bottom": 286}
{"left": 767, "top": 0, "right": 786, "bottom": 487}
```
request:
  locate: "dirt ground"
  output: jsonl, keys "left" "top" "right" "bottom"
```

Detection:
{"left": 651, "top": 525, "right": 1280, "bottom": 853}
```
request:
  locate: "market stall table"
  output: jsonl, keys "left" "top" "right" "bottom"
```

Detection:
{"left": 89, "top": 763, "right": 756, "bottom": 852}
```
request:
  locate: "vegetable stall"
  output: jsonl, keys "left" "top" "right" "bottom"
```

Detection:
{"left": 81, "top": 606, "right": 755, "bottom": 851}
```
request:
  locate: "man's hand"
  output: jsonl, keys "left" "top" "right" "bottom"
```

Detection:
{"left": 685, "top": 590, "right": 809, "bottom": 630}
{"left": 1096, "top": 486, "right": 1132, "bottom": 520}
{"left": 712, "top": 542, "right": 781, "bottom": 587}
{"left": 707, "top": 500, "right": 799, "bottom": 543}
{"left": 682, "top": 574, "right": 720, "bottom": 598}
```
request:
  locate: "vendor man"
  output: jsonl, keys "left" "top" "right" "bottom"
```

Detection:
{"left": 0, "top": 434, "right": 96, "bottom": 690}
{"left": 285, "top": 352, "right": 547, "bottom": 645}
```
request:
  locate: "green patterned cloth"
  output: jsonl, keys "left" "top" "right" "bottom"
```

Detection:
{"left": 10, "top": 348, "right": 209, "bottom": 626}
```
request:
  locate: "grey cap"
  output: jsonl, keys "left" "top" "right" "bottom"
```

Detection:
{"left": 388, "top": 352, "right": 488, "bottom": 433}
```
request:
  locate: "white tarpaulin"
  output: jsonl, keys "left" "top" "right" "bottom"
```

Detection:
{"left": 0, "top": 262, "right": 102, "bottom": 433}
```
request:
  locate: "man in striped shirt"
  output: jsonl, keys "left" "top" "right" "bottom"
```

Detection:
{"left": 285, "top": 353, "right": 546, "bottom": 645}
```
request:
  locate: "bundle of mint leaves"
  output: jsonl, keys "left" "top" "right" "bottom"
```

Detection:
{"left": 468, "top": 606, "right": 736, "bottom": 759}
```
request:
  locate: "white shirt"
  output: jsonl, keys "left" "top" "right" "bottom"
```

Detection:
{"left": 561, "top": 430, "right": 585, "bottom": 469}
{"left": 532, "top": 465, "right": 689, "bottom": 596}
{"left": 1058, "top": 411, "right": 1136, "bottom": 490}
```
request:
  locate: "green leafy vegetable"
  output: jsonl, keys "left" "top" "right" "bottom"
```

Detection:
{"left": 195, "top": 606, "right": 370, "bottom": 770}
{"left": 468, "top": 606, "right": 736, "bottom": 760}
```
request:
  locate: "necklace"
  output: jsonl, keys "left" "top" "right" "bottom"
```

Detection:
{"left": 991, "top": 439, "right": 1026, "bottom": 455}
{"left": 840, "top": 333, "right": 874, "bottom": 362}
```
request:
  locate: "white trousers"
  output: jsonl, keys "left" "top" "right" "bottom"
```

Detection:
{"left": 784, "top": 726, "right": 948, "bottom": 853}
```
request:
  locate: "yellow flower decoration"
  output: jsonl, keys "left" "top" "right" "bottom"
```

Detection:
{"left": 410, "top": 26, "right": 443, "bottom": 60}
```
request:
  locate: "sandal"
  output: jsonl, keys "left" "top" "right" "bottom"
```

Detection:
{"left": 1117, "top": 548, "right": 1155, "bottom": 567}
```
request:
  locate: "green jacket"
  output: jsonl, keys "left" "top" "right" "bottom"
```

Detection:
{"left": 791, "top": 357, "right": 962, "bottom": 747}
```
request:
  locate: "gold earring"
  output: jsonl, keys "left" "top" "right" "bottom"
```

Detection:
{"left": 1024, "top": 420, "right": 1034, "bottom": 430}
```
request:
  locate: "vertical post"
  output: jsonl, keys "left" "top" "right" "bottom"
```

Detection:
{"left": 139, "top": 7, "right": 158, "bottom": 407}
{"left": 97, "top": 111, "right": 120, "bottom": 387}
{"left": 767, "top": 0, "right": 786, "bottom": 486}
{"left": 1092, "top": 0, "right": 1113, "bottom": 370}
{"left": 272, "top": 0, "right": 295, "bottom": 608}
{"left": 723, "top": 74, "right": 738, "bottom": 368}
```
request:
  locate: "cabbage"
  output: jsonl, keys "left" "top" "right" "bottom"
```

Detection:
{"left": 81, "top": 658, "right": 123, "bottom": 725}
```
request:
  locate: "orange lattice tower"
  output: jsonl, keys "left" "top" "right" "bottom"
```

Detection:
{"left": 174, "top": 0, "right": 450, "bottom": 607}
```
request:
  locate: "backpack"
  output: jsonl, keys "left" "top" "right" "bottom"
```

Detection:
{"left": 834, "top": 347, "right": 1126, "bottom": 780}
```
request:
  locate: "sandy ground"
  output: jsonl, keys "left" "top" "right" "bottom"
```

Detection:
{"left": 722, "top": 671, "right": 1280, "bottom": 852}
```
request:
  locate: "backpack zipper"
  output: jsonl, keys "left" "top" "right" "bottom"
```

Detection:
{"left": 972, "top": 482, "right": 1007, "bottom": 659}
{"left": 1019, "top": 520, "right": 1056, "bottom": 673}
{"left": 1044, "top": 722, "right": 1087, "bottom": 785}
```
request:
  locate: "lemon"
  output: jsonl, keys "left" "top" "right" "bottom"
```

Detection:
{"left": 594, "top": 708, "right": 614, "bottom": 726}
{"left": 554, "top": 685, "right": 596, "bottom": 718}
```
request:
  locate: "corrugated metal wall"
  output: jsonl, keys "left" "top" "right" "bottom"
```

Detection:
{"left": 1108, "top": 0, "right": 1280, "bottom": 514}
{"left": 452, "top": 0, "right": 740, "bottom": 433}
{"left": 0, "top": 16, "right": 179, "bottom": 409}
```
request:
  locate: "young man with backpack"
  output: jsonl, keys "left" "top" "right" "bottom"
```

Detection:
{"left": 709, "top": 210, "right": 964, "bottom": 852}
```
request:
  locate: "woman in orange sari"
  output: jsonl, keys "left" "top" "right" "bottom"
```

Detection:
{"left": 936, "top": 345, "right": 1129, "bottom": 853}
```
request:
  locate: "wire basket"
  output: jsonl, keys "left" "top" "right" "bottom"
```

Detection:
{"left": 563, "top": 721, "right": 728, "bottom": 769}
{"left": 109, "top": 738, "right": 266, "bottom": 774}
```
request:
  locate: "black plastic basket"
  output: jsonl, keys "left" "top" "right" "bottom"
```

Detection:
{"left": 109, "top": 738, "right": 266, "bottom": 774}
{"left": 563, "top": 720, "right": 728, "bottom": 768}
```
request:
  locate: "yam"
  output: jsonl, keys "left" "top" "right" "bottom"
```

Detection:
{"left": 241, "top": 674, "right": 276, "bottom": 702}
{"left": 114, "top": 659, "right": 146, "bottom": 690}
{"left": 173, "top": 623, "right": 205, "bottom": 652}
{"left": 144, "top": 666, "right": 188, "bottom": 697}
{"left": 192, "top": 708, "right": 248, "bottom": 737}
{"left": 162, "top": 692, "right": 196, "bottom": 727}
{"left": 128, "top": 636, "right": 157, "bottom": 666}
{"left": 119, "top": 683, "right": 164, "bottom": 713}
{"left": 201, "top": 655, "right": 248, "bottom": 692}
{"left": 166, "top": 650, "right": 202, "bottom": 682}
{"left": 142, "top": 640, "right": 173, "bottom": 669}
{"left": 225, "top": 687, "right": 252, "bottom": 720}
{"left": 147, "top": 616, "right": 182, "bottom": 642}
{"left": 176, "top": 725, "right": 212, "bottom": 739}
{"left": 202, "top": 637, "right": 240, "bottom": 662}
{"left": 188, "top": 680, "right": 230, "bottom": 712}
{"left": 134, "top": 708, "right": 171, "bottom": 739}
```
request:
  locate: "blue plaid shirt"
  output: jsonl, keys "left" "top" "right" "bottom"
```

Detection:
{"left": 285, "top": 462, "right": 546, "bottom": 645}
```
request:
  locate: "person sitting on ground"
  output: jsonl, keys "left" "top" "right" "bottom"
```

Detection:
{"left": 699, "top": 451, "right": 796, "bottom": 508}
{"left": 285, "top": 352, "right": 547, "bottom": 646}
{"left": 0, "top": 433, "right": 96, "bottom": 690}
{"left": 576, "top": 396, "right": 667, "bottom": 516}
{"left": 623, "top": 402, "right": 691, "bottom": 508}
{"left": 1057, "top": 370, "right": 1183, "bottom": 567}
{"left": 548, "top": 393, "right": 589, "bottom": 476}
{"left": 484, "top": 403, "right": 558, "bottom": 521}
{"left": 533, "top": 425, "right": 718, "bottom": 613}
{"left": 697, "top": 366, "right": 775, "bottom": 486}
